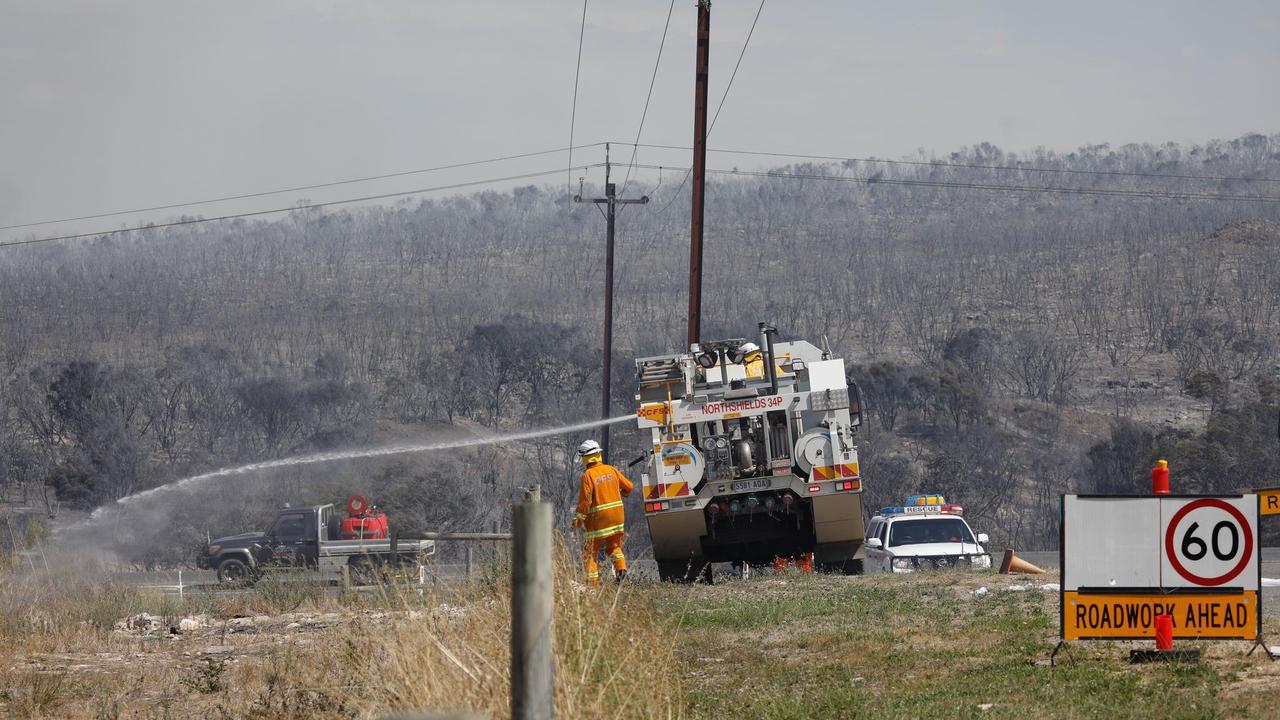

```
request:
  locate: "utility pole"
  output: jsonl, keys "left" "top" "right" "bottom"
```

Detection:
{"left": 687, "top": 0, "right": 711, "bottom": 348}
{"left": 575, "top": 143, "right": 648, "bottom": 461}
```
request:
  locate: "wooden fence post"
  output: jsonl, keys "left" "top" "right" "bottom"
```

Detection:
{"left": 511, "top": 485, "right": 553, "bottom": 720}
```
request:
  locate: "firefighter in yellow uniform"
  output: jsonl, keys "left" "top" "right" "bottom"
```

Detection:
{"left": 741, "top": 342, "right": 765, "bottom": 379}
{"left": 572, "top": 439, "right": 633, "bottom": 585}
{"left": 741, "top": 342, "right": 783, "bottom": 380}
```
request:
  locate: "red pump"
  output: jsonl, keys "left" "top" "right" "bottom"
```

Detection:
{"left": 340, "top": 493, "right": 389, "bottom": 540}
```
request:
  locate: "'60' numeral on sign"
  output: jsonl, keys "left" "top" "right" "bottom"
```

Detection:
{"left": 1180, "top": 520, "right": 1240, "bottom": 562}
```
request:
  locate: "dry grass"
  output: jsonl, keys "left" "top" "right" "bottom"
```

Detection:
{"left": 0, "top": 546, "right": 683, "bottom": 719}
{"left": 7, "top": 558, "right": 1279, "bottom": 719}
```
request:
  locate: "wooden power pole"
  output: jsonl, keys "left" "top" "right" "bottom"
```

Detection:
{"left": 575, "top": 143, "right": 648, "bottom": 461}
{"left": 687, "top": 0, "right": 711, "bottom": 348}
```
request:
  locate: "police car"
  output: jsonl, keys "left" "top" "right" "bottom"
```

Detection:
{"left": 863, "top": 495, "right": 991, "bottom": 573}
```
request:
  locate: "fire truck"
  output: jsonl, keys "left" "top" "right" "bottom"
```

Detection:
{"left": 634, "top": 323, "right": 866, "bottom": 581}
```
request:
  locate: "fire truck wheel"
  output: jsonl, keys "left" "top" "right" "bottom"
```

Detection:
{"left": 657, "top": 559, "right": 713, "bottom": 584}
{"left": 656, "top": 560, "right": 684, "bottom": 582}
{"left": 216, "top": 558, "right": 253, "bottom": 586}
{"left": 818, "top": 558, "right": 863, "bottom": 576}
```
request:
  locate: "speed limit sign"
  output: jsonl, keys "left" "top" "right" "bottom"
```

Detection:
{"left": 1062, "top": 494, "right": 1263, "bottom": 643}
{"left": 1161, "top": 497, "right": 1258, "bottom": 590}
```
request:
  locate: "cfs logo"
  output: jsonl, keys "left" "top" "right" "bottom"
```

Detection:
{"left": 637, "top": 403, "right": 669, "bottom": 424}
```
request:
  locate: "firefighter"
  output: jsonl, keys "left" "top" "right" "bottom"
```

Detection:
{"left": 740, "top": 342, "right": 766, "bottom": 379}
{"left": 572, "top": 439, "right": 633, "bottom": 585}
{"left": 741, "top": 341, "right": 785, "bottom": 380}
{"left": 739, "top": 342, "right": 763, "bottom": 378}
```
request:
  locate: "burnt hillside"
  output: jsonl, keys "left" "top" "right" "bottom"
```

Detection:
{"left": 3, "top": 133, "right": 1280, "bottom": 560}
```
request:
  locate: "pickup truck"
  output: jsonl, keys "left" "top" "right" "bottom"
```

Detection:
{"left": 863, "top": 496, "right": 991, "bottom": 574}
{"left": 198, "top": 503, "right": 435, "bottom": 585}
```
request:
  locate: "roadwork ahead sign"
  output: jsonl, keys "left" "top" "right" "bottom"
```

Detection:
{"left": 1061, "top": 495, "right": 1260, "bottom": 642}
{"left": 1256, "top": 487, "right": 1280, "bottom": 516}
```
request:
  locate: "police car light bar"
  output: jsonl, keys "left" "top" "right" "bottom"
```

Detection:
{"left": 877, "top": 495, "right": 964, "bottom": 517}
{"left": 906, "top": 494, "right": 945, "bottom": 507}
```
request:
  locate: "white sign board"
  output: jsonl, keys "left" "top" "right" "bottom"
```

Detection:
{"left": 1062, "top": 495, "right": 1259, "bottom": 592}
{"left": 1062, "top": 497, "right": 1161, "bottom": 589}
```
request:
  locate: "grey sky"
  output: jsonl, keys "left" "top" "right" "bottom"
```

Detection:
{"left": 3, "top": 1, "right": 1279, "bottom": 242}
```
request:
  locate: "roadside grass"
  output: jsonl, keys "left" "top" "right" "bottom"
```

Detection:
{"left": 0, "top": 545, "right": 682, "bottom": 719}
{"left": 658, "top": 571, "right": 1274, "bottom": 720}
{"left": 5, "top": 559, "right": 1279, "bottom": 718}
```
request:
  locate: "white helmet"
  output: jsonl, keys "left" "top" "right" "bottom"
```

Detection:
{"left": 577, "top": 439, "right": 602, "bottom": 458}
{"left": 739, "top": 342, "right": 760, "bottom": 355}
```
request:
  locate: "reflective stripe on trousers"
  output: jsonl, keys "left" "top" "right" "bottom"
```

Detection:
{"left": 583, "top": 533, "right": 626, "bottom": 585}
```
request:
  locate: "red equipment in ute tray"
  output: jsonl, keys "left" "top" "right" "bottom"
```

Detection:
{"left": 346, "top": 494, "right": 370, "bottom": 516}
{"left": 341, "top": 493, "right": 389, "bottom": 540}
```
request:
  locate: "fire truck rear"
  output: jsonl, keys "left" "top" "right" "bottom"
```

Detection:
{"left": 635, "top": 323, "right": 866, "bottom": 581}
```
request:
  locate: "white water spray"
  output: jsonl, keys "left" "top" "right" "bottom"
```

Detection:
{"left": 80, "top": 414, "right": 636, "bottom": 526}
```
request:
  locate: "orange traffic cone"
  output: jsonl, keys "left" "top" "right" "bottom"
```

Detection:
{"left": 798, "top": 553, "right": 814, "bottom": 574}
{"left": 999, "top": 548, "right": 1046, "bottom": 575}
{"left": 772, "top": 554, "right": 815, "bottom": 574}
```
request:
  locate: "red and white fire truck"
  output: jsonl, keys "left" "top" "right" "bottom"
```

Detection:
{"left": 634, "top": 324, "right": 866, "bottom": 581}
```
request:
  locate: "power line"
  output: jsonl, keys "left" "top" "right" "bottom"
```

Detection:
{"left": 655, "top": 170, "right": 690, "bottom": 215}
{"left": 658, "top": 0, "right": 766, "bottom": 215}
{"left": 630, "top": 142, "right": 1280, "bottom": 186}
{"left": 567, "top": 0, "right": 589, "bottom": 202}
{"left": 1, "top": 143, "right": 608, "bottom": 232}
{"left": 14, "top": 152, "right": 1274, "bottom": 252}
{"left": 18, "top": 133, "right": 1265, "bottom": 235}
{"left": 619, "top": 0, "right": 677, "bottom": 196}
{"left": 707, "top": 0, "right": 764, "bottom": 136}
{"left": 0, "top": 165, "right": 603, "bottom": 250}
{"left": 629, "top": 163, "right": 1280, "bottom": 204}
